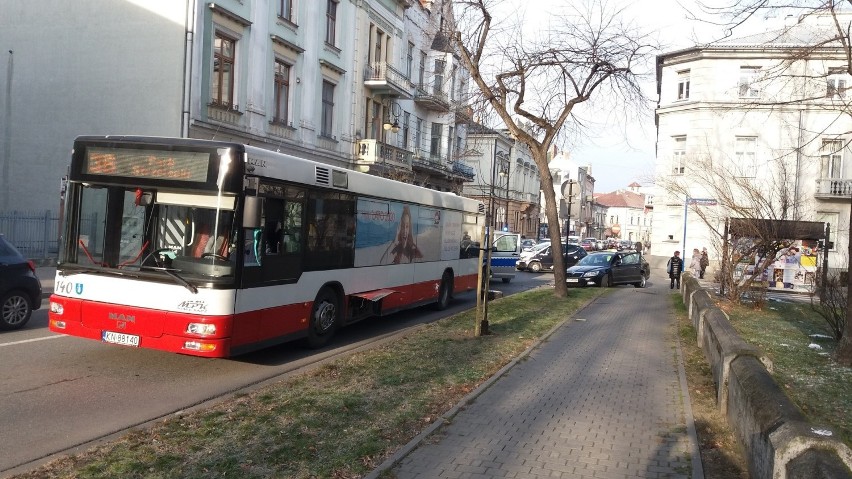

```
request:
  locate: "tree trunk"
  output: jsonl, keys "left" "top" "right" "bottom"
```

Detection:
{"left": 839, "top": 204, "right": 852, "bottom": 366}
{"left": 537, "top": 160, "right": 568, "bottom": 297}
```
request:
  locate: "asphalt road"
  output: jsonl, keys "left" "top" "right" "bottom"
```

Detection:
{"left": 0, "top": 270, "right": 552, "bottom": 477}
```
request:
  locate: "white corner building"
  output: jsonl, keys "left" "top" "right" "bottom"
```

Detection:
{"left": 652, "top": 12, "right": 851, "bottom": 272}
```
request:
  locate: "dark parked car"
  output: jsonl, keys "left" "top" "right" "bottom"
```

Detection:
{"left": 517, "top": 243, "right": 586, "bottom": 273}
{"left": 520, "top": 238, "right": 538, "bottom": 252}
{"left": 0, "top": 235, "right": 42, "bottom": 330}
{"left": 565, "top": 251, "right": 649, "bottom": 288}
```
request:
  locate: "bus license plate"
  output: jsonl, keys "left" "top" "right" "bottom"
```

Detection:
{"left": 566, "top": 278, "right": 579, "bottom": 283}
{"left": 102, "top": 331, "right": 140, "bottom": 347}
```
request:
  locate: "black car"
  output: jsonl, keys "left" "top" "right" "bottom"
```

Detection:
{"left": 517, "top": 243, "right": 586, "bottom": 273}
{"left": 0, "top": 235, "right": 42, "bottom": 330}
{"left": 565, "top": 251, "right": 649, "bottom": 288}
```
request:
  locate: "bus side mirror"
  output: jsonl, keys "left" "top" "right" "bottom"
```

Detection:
{"left": 243, "top": 196, "right": 261, "bottom": 229}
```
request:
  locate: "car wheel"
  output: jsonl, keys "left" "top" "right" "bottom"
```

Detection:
{"left": 634, "top": 276, "right": 646, "bottom": 288}
{"left": 529, "top": 261, "right": 542, "bottom": 273}
{"left": 305, "top": 287, "right": 340, "bottom": 348}
{"left": 434, "top": 273, "right": 452, "bottom": 311}
{"left": 0, "top": 290, "right": 33, "bottom": 330}
{"left": 599, "top": 274, "right": 610, "bottom": 288}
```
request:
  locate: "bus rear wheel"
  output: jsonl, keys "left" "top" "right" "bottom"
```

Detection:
{"left": 306, "top": 288, "right": 340, "bottom": 348}
{"left": 434, "top": 273, "right": 453, "bottom": 311}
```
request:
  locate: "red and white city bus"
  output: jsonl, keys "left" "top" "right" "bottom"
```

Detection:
{"left": 49, "top": 136, "right": 485, "bottom": 358}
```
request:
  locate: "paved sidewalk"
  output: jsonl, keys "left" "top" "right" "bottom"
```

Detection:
{"left": 375, "top": 279, "right": 702, "bottom": 479}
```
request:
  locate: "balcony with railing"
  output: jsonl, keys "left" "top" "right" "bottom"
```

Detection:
{"left": 363, "top": 63, "right": 412, "bottom": 99}
{"left": 413, "top": 155, "right": 448, "bottom": 175}
{"left": 356, "top": 139, "right": 413, "bottom": 172}
{"left": 414, "top": 84, "right": 450, "bottom": 112}
{"left": 453, "top": 101, "right": 474, "bottom": 123}
{"left": 451, "top": 160, "right": 474, "bottom": 180}
{"left": 815, "top": 178, "right": 852, "bottom": 199}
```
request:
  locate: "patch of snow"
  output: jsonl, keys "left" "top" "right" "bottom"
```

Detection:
{"left": 808, "top": 343, "right": 823, "bottom": 350}
{"left": 811, "top": 428, "right": 833, "bottom": 437}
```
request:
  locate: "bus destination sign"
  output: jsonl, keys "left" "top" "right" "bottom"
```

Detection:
{"left": 84, "top": 147, "right": 210, "bottom": 182}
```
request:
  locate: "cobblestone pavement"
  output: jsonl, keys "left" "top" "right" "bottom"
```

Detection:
{"left": 383, "top": 279, "right": 700, "bottom": 479}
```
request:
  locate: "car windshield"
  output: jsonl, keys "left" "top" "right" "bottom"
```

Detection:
{"left": 532, "top": 242, "right": 550, "bottom": 253}
{"left": 576, "top": 254, "right": 613, "bottom": 266}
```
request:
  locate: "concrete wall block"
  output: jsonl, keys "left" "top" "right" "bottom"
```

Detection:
{"left": 690, "top": 290, "right": 714, "bottom": 330}
{"left": 727, "top": 356, "right": 808, "bottom": 479}
{"left": 784, "top": 446, "right": 852, "bottom": 479}
{"left": 686, "top": 280, "right": 852, "bottom": 479}
{"left": 702, "top": 307, "right": 761, "bottom": 412}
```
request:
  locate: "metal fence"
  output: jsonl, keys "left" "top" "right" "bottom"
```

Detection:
{"left": 0, "top": 210, "right": 60, "bottom": 260}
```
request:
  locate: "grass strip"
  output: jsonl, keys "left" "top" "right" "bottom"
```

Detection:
{"left": 19, "top": 287, "right": 603, "bottom": 479}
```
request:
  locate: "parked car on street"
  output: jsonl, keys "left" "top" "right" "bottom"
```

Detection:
{"left": 517, "top": 242, "right": 586, "bottom": 273}
{"left": 520, "top": 238, "right": 538, "bottom": 252}
{"left": 0, "top": 234, "right": 42, "bottom": 330}
{"left": 580, "top": 238, "right": 598, "bottom": 251}
{"left": 565, "top": 251, "right": 649, "bottom": 288}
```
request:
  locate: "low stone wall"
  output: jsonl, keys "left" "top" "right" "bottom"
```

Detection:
{"left": 680, "top": 273, "right": 852, "bottom": 479}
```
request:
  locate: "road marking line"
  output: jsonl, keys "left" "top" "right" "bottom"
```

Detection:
{"left": 0, "top": 335, "right": 64, "bottom": 347}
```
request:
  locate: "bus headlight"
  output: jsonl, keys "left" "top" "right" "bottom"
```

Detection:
{"left": 186, "top": 323, "right": 217, "bottom": 335}
{"left": 50, "top": 302, "right": 64, "bottom": 314}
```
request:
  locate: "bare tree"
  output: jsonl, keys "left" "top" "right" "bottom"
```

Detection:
{"left": 657, "top": 142, "right": 812, "bottom": 305}
{"left": 447, "top": 0, "right": 656, "bottom": 296}
{"left": 687, "top": 0, "right": 852, "bottom": 364}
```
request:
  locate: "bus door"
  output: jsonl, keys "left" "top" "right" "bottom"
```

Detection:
{"left": 490, "top": 233, "right": 521, "bottom": 283}
{"left": 241, "top": 185, "right": 306, "bottom": 286}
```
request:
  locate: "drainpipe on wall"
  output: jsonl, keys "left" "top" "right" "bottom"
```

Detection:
{"left": 181, "top": 0, "right": 198, "bottom": 138}
{"left": 2, "top": 50, "right": 13, "bottom": 212}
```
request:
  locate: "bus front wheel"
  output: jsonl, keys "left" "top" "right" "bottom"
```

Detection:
{"left": 306, "top": 288, "right": 340, "bottom": 348}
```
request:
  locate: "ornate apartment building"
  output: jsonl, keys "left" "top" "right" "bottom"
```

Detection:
{"left": 0, "top": 0, "right": 474, "bottom": 216}
{"left": 652, "top": 12, "right": 851, "bottom": 270}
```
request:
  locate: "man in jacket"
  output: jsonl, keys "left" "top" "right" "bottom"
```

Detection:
{"left": 667, "top": 250, "right": 683, "bottom": 289}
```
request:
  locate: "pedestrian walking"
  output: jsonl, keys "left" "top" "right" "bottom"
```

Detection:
{"left": 689, "top": 248, "right": 701, "bottom": 277}
{"left": 699, "top": 248, "right": 709, "bottom": 279}
{"left": 667, "top": 250, "right": 683, "bottom": 289}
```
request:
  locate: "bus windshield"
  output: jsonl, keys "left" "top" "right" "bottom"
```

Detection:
{"left": 62, "top": 183, "right": 237, "bottom": 284}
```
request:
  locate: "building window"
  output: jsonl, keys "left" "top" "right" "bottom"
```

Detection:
{"left": 821, "top": 139, "right": 843, "bottom": 179}
{"left": 406, "top": 42, "right": 414, "bottom": 80}
{"left": 827, "top": 69, "right": 847, "bottom": 99}
{"left": 677, "top": 70, "right": 690, "bottom": 100}
{"left": 278, "top": 0, "right": 293, "bottom": 21}
{"left": 672, "top": 136, "right": 686, "bottom": 175}
{"left": 321, "top": 80, "right": 335, "bottom": 137}
{"left": 373, "top": 27, "right": 384, "bottom": 64}
{"left": 450, "top": 65, "right": 457, "bottom": 101}
{"left": 402, "top": 112, "right": 410, "bottom": 149}
{"left": 430, "top": 122, "right": 442, "bottom": 157}
{"left": 212, "top": 32, "right": 236, "bottom": 108}
{"left": 739, "top": 66, "right": 760, "bottom": 98}
{"left": 433, "top": 60, "right": 445, "bottom": 95}
{"left": 418, "top": 51, "right": 426, "bottom": 89}
{"left": 816, "top": 211, "right": 839, "bottom": 251}
{"left": 415, "top": 117, "right": 423, "bottom": 153}
{"left": 735, "top": 137, "right": 757, "bottom": 177}
{"left": 273, "top": 60, "right": 290, "bottom": 124}
{"left": 325, "top": 0, "right": 338, "bottom": 46}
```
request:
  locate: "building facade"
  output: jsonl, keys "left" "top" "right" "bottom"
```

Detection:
{"left": 0, "top": 0, "right": 472, "bottom": 219}
{"left": 594, "top": 185, "right": 650, "bottom": 244}
{"left": 652, "top": 13, "right": 851, "bottom": 271}
{"left": 464, "top": 125, "right": 540, "bottom": 239}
